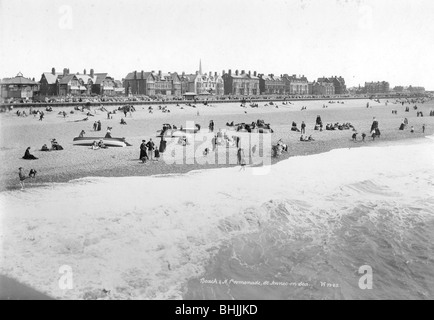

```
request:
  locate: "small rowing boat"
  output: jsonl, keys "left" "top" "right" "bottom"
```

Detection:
{"left": 72, "top": 137, "right": 132, "bottom": 147}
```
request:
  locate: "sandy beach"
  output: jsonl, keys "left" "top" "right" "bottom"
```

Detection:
{"left": 1, "top": 98, "right": 433, "bottom": 191}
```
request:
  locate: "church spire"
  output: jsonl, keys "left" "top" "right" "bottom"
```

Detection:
{"left": 199, "top": 59, "right": 202, "bottom": 75}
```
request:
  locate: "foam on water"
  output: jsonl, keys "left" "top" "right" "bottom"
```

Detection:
{"left": 1, "top": 137, "right": 434, "bottom": 299}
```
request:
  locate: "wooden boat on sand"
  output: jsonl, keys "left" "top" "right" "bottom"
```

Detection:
{"left": 73, "top": 137, "right": 132, "bottom": 147}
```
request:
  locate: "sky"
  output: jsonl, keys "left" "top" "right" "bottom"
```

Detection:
{"left": 1, "top": 0, "right": 433, "bottom": 89}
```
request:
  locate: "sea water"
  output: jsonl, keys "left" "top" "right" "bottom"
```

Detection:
{"left": 0, "top": 137, "right": 433, "bottom": 300}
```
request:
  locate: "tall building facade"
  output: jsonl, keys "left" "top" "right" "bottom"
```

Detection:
{"left": 222, "top": 69, "right": 260, "bottom": 96}
{"left": 364, "top": 81, "right": 390, "bottom": 94}
{"left": 259, "top": 74, "right": 285, "bottom": 94}
{"left": 282, "top": 74, "right": 309, "bottom": 95}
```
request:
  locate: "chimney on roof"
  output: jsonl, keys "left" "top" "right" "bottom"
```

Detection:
{"left": 248, "top": 71, "right": 251, "bottom": 77}
{"left": 63, "top": 68, "right": 68, "bottom": 76}
{"left": 253, "top": 71, "right": 256, "bottom": 77}
{"left": 134, "top": 71, "right": 137, "bottom": 79}
{"left": 182, "top": 71, "right": 185, "bottom": 76}
{"left": 52, "top": 68, "right": 56, "bottom": 75}
{"left": 293, "top": 74, "right": 296, "bottom": 77}
{"left": 235, "top": 70, "right": 239, "bottom": 76}
{"left": 228, "top": 69, "right": 231, "bottom": 75}
{"left": 196, "top": 71, "right": 199, "bottom": 75}
{"left": 141, "top": 70, "right": 144, "bottom": 79}
{"left": 222, "top": 70, "right": 225, "bottom": 75}
{"left": 241, "top": 70, "right": 245, "bottom": 74}
{"left": 84, "top": 69, "right": 86, "bottom": 75}
{"left": 90, "top": 69, "right": 94, "bottom": 77}
{"left": 215, "top": 72, "right": 217, "bottom": 77}
{"left": 158, "top": 70, "right": 162, "bottom": 77}
{"left": 209, "top": 71, "right": 211, "bottom": 77}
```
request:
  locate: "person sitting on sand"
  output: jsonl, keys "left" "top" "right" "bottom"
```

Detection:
{"left": 300, "top": 135, "right": 304, "bottom": 141}
{"left": 410, "top": 126, "right": 414, "bottom": 133}
{"left": 91, "top": 141, "right": 100, "bottom": 150}
{"left": 308, "top": 135, "right": 314, "bottom": 141}
{"left": 352, "top": 133, "right": 357, "bottom": 141}
{"left": 120, "top": 118, "right": 127, "bottom": 125}
{"left": 22, "top": 147, "right": 38, "bottom": 160}
{"left": 51, "top": 139, "right": 63, "bottom": 150}
{"left": 79, "top": 130, "right": 86, "bottom": 138}
{"left": 98, "top": 140, "right": 108, "bottom": 149}
{"left": 41, "top": 144, "right": 50, "bottom": 151}
{"left": 361, "top": 133, "right": 366, "bottom": 142}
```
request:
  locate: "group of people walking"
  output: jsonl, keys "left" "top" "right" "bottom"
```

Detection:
{"left": 139, "top": 139, "right": 159, "bottom": 163}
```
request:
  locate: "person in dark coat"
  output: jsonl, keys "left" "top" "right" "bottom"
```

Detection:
{"left": 146, "top": 139, "right": 155, "bottom": 161}
{"left": 370, "top": 117, "right": 378, "bottom": 132}
{"left": 22, "top": 147, "right": 38, "bottom": 160}
{"left": 140, "top": 140, "right": 148, "bottom": 163}
{"left": 97, "top": 120, "right": 102, "bottom": 131}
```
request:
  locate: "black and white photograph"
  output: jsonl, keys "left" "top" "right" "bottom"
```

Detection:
{"left": 0, "top": 0, "right": 433, "bottom": 303}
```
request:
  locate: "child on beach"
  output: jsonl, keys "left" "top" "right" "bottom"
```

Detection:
{"left": 18, "top": 167, "right": 27, "bottom": 189}
{"left": 422, "top": 124, "right": 425, "bottom": 133}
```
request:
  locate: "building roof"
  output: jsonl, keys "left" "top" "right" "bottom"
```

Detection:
{"left": 226, "top": 73, "right": 259, "bottom": 80}
{"left": 75, "top": 74, "right": 95, "bottom": 84}
{"left": 1, "top": 73, "right": 38, "bottom": 86}
{"left": 59, "top": 74, "right": 77, "bottom": 84}
{"left": 42, "top": 72, "right": 63, "bottom": 84}
{"left": 94, "top": 73, "right": 109, "bottom": 85}
{"left": 125, "top": 71, "right": 154, "bottom": 80}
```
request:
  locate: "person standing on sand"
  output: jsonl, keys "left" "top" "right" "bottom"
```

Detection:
{"left": 97, "top": 120, "right": 102, "bottom": 131}
{"left": 140, "top": 140, "right": 148, "bottom": 163}
{"left": 422, "top": 124, "right": 425, "bottom": 133}
{"left": 147, "top": 139, "right": 155, "bottom": 161}
{"left": 93, "top": 121, "right": 97, "bottom": 131}
{"left": 370, "top": 117, "right": 378, "bottom": 132}
{"left": 18, "top": 167, "right": 27, "bottom": 189}
{"left": 301, "top": 121, "right": 306, "bottom": 134}
{"left": 237, "top": 148, "right": 246, "bottom": 170}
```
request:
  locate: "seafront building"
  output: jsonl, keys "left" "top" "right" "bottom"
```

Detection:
{"left": 282, "top": 74, "right": 309, "bottom": 95}
{"left": 39, "top": 68, "right": 118, "bottom": 96}
{"left": 312, "top": 78, "right": 335, "bottom": 95}
{"left": 179, "top": 61, "right": 224, "bottom": 96}
{"left": 222, "top": 70, "right": 260, "bottom": 96}
{"left": 258, "top": 74, "right": 286, "bottom": 95}
{"left": 0, "top": 72, "right": 38, "bottom": 99}
{"left": 124, "top": 70, "right": 181, "bottom": 97}
{"left": 364, "top": 81, "right": 390, "bottom": 94}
